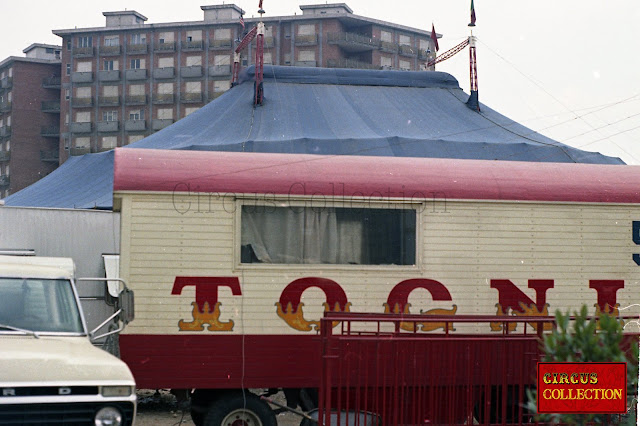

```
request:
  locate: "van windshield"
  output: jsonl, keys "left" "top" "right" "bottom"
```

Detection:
{"left": 0, "top": 278, "right": 84, "bottom": 334}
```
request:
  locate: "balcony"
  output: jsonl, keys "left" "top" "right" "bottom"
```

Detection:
{"left": 0, "top": 102, "right": 11, "bottom": 113}
{"left": 124, "top": 120, "right": 147, "bottom": 131}
{"left": 327, "top": 58, "right": 379, "bottom": 70}
{"left": 98, "top": 70, "right": 121, "bottom": 82}
{"left": 99, "top": 96, "right": 121, "bottom": 106}
{"left": 180, "top": 66, "right": 203, "bottom": 79}
{"left": 182, "top": 40, "right": 204, "bottom": 51}
{"left": 209, "top": 39, "right": 232, "bottom": 49}
{"left": 0, "top": 175, "right": 9, "bottom": 187}
{"left": 0, "top": 77, "right": 12, "bottom": 89}
{"left": 40, "top": 150, "right": 60, "bottom": 163}
{"left": 295, "top": 34, "right": 318, "bottom": 46}
{"left": 69, "top": 122, "right": 92, "bottom": 133}
{"left": 70, "top": 147, "right": 91, "bottom": 156}
{"left": 42, "top": 76, "right": 61, "bottom": 88}
{"left": 72, "top": 97, "right": 94, "bottom": 108}
{"left": 0, "top": 151, "right": 9, "bottom": 162}
{"left": 153, "top": 67, "right": 175, "bottom": 79}
{"left": 127, "top": 43, "right": 148, "bottom": 54}
{"left": 380, "top": 41, "right": 399, "bottom": 53}
{"left": 99, "top": 45, "right": 121, "bottom": 56}
{"left": 0, "top": 126, "right": 11, "bottom": 138}
{"left": 399, "top": 45, "right": 417, "bottom": 57}
{"left": 41, "top": 126, "right": 60, "bottom": 137}
{"left": 97, "top": 121, "right": 119, "bottom": 133}
{"left": 152, "top": 118, "right": 174, "bottom": 131}
{"left": 209, "top": 65, "right": 231, "bottom": 76}
{"left": 153, "top": 93, "right": 174, "bottom": 104}
{"left": 73, "top": 46, "right": 95, "bottom": 57}
{"left": 327, "top": 32, "right": 379, "bottom": 52}
{"left": 181, "top": 92, "right": 203, "bottom": 103}
{"left": 154, "top": 42, "right": 176, "bottom": 52}
{"left": 71, "top": 72, "right": 94, "bottom": 84}
{"left": 125, "top": 95, "right": 147, "bottom": 105}
{"left": 125, "top": 69, "right": 148, "bottom": 80}
{"left": 418, "top": 49, "right": 432, "bottom": 60}
{"left": 42, "top": 100, "right": 61, "bottom": 112}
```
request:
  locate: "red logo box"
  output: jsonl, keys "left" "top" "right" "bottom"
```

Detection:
{"left": 537, "top": 362, "right": 627, "bottom": 414}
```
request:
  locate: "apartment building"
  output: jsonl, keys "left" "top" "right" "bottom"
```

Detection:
{"left": 53, "top": 3, "right": 438, "bottom": 163}
{"left": 0, "top": 44, "right": 61, "bottom": 196}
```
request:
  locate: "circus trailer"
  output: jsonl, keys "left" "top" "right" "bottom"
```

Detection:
{"left": 113, "top": 148, "right": 639, "bottom": 425}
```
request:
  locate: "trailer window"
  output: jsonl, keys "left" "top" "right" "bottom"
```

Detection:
{"left": 241, "top": 206, "right": 416, "bottom": 265}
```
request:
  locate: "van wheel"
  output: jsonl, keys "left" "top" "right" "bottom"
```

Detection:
{"left": 204, "top": 392, "right": 276, "bottom": 426}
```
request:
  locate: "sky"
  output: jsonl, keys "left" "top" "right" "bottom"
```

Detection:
{"left": 2, "top": 0, "right": 640, "bottom": 164}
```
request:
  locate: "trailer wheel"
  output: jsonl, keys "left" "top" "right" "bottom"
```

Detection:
{"left": 204, "top": 392, "right": 276, "bottom": 426}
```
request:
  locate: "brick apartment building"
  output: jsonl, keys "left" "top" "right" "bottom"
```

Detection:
{"left": 0, "top": 44, "right": 61, "bottom": 196}
{"left": 53, "top": 3, "right": 438, "bottom": 163}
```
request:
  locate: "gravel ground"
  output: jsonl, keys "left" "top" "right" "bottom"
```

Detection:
{"left": 135, "top": 389, "right": 301, "bottom": 426}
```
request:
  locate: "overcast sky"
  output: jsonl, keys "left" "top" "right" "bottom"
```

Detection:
{"left": 2, "top": 0, "right": 640, "bottom": 164}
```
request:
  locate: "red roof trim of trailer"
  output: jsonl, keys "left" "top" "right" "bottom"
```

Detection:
{"left": 113, "top": 148, "right": 640, "bottom": 204}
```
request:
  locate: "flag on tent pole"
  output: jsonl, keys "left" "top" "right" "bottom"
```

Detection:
{"left": 430, "top": 23, "right": 439, "bottom": 52}
{"left": 469, "top": 0, "right": 477, "bottom": 26}
{"left": 239, "top": 14, "right": 245, "bottom": 29}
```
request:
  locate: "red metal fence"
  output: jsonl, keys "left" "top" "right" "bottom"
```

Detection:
{"left": 318, "top": 313, "right": 637, "bottom": 426}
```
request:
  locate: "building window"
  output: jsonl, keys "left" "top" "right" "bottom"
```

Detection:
{"left": 240, "top": 206, "right": 417, "bottom": 265}
{"left": 76, "top": 61, "right": 92, "bottom": 72}
{"left": 74, "top": 137, "right": 91, "bottom": 148}
{"left": 399, "top": 34, "right": 410, "bottom": 46}
{"left": 157, "top": 83, "right": 174, "bottom": 94}
{"left": 186, "top": 55, "right": 202, "bottom": 67}
{"left": 184, "top": 107, "right": 199, "bottom": 117}
{"left": 298, "top": 50, "right": 315, "bottom": 62}
{"left": 103, "top": 59, "right": 118, "bottom": 71}
{"left": 380, "top": 56, "right": 392, "bottom": 68}
{"left": 128, "top": 135, "right": 144, "bottom": 144}
{"left": 129, "top": 84, "right": 145, "bottom": 96}
{"left": 103, "top": 85, "right": 118, "bottom": 97}
{"left": 185, "top": 81, "right": 202, "bottom": 94}
{"left": 158, "top": 57, "right": 174, "bottom": 68}
{"left": 55, "top": 50, "right": 61, "bottom": 59}
{"left": 213, "top": 80, "right": 231, "bottom": 93}
{"left": 419, "top": 39, "right": 430, "bottom": 50}
{"left": 130, "top": 58, "right": 142, "bottom": 69}
{"left": 129, "top": 109, "right": 145, "bottom": 120}
{"left": 214, "top": 28, "right": 231, "bottom": 40}
{"left": 75, "top": 111, "right": 91, "bottom": 123}
{"left": 158, "top": 32, "right": 174, "bottom": 43}
{"left": 101, "top": 136, "right": 118, "bottom": 150}
{"left": 399, "top": 59, "right": 411, "bottom": 71}
{"left": 104, "top": 36, "right": 119, "bottom": 46}
{"left": 66, "top": 64, "right": 71, "bottom": 75}
{"left": 186, "top": 30, "right": 202, "bottom": 41}
{"left": 131, "top": 34, "right": 146, "bottom": 44}
{"left": 157, "top": 108, "right": 173, "bottom": 119}
{"left": 65, "top": 89, "right": 70, "bottom": 100}
{"left": 264, "top": 52, "right": 273, "bottom": 65}
{"left": 102, "top": 110, "right": 118, "bottom": 122}
{"left": 78, "top": 36, "right": 93, "bottom": 48}
{"left": 380, "top": 30, "right": 392, "bottom": 43}
{"left": 76, "top": 87, "right": 91, "bottom": 98}
{"left": 66, "top": 39, "right": 71, "bottom": 50}
{"left": 297, "top": 24, "right": 315, "bottom": 36}
{"left": 46, "top": 48, "right": 54, "bottom": 54}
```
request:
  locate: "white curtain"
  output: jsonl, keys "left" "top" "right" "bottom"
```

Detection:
{"left": 241, "top": 207, "right": 365, "bottom": 264}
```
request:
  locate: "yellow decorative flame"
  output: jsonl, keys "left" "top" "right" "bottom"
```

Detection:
{"left": 383, "top": 303, "right": 457, "bottom": 332}
{"left": 178, "top": 301, "right": 234, "bottom": 332}
{"left": 594, "top": 303, "right": 623, "bottom": 329}
{"left": 276, "top": 301, "right": 352, "bottom": 332}
{"left": 490, "top": 302, "right": 552, "bottom": 332}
